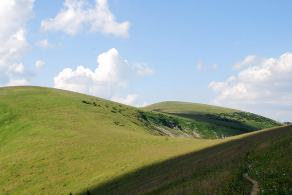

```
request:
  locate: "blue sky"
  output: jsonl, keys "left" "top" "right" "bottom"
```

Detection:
{"left": 1, "top": 0, "right": 292, "bottom": 121}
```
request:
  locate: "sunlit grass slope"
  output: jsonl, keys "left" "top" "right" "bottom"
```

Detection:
{"left": 0, "top": 87, "right": 285, "bottom": 194}
{"left": 0, "top": 86, "right": 222, "bottom": 194}
{"left": 145, "top": 101, "right": 280, "bottom": 138}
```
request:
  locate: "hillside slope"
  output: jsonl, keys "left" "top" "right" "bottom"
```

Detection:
{"left": 84, "top": 126, "right": 292, "bottom": 195}
{"left": 0, "top": 86, "right": 221, "bottom": 194}
{"left": 0, "top": 87, "right": 285, "bottom": 194}
{"left": 145, "top": 101, "right": 280, "bottom": 138}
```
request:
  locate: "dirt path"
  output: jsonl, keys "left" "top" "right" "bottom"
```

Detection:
{"left": 243, "top": 173, "right": 260, "bottom": 195}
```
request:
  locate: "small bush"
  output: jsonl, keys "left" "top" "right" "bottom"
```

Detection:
{"left": 82, "top": 100, "right": 91, "bottom": 105}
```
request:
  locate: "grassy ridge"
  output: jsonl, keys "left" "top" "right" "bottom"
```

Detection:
{"left": 0, "top": 87, "right": 287, "bottom": 194}
{"left": 0, "top": 87, "right": 221, "bottom": 194}
{"left": 145, "top": 101, "right": 280, "bottom": 138}
{"left": 145, "top": 101, "right": 239, "bottom": 114}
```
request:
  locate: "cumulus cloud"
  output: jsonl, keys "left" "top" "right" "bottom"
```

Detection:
{"left": 209, "top": 52, "right": 292, "bottom": 121}
{"left": 37, "top": 39, "right": 52, "bottom": 48}
{"left": 111, "top": 94, "right": 138, "bottom": 106}
{"left": 4, "top": 63, "right": 31, "bottom": 86}
{"left": 111, "top": 94, "right": 149, "bottom": 107}
{"left": 41, "top": 0, "right": 130, "bottom": 37}
{"left": 234, "top": 55, "right": 261, "bottom": 69}
{"left": 54, "top": 48, "right": 152, "bottom": 104}
{"left": 6, "top": 79, "right": 29, "bottom": 86}
{"left": 35, "top": 59, "right": 45, "bottom": 68}
{"left": 0, "top": 0, "right": 34, "bottom": 86}
{"left": 7, "top": 63, "right": 25, "bottom": 75}
{"left": 136, "top": 63, "right": 154, "bottom": 76}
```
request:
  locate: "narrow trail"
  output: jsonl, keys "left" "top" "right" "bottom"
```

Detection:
{"left": 243, "top": 173, "right": 260, "bottom": 195}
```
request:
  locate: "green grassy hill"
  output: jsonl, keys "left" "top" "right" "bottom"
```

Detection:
{"left": 0, "top": 87, "right": 288, "bottom": 194}
{"left": 0, "top": 86, "right": 221, "bottom": 194}
{"left": 145, "top": 101, "right": 280, "bottom": 138}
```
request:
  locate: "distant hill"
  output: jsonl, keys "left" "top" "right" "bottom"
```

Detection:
{"left": 283, "top": 122, "right": 292, "bottom": 125}
{"left": 0, "top": 86, "right": 285, "bottom": 194}
{"left": 144, "top": 101, "right": 281, "bottom": 138}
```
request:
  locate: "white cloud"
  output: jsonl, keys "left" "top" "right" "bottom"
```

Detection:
{"left": 35, "top": 60, "right": 45, "bottom": 68}
{"left": 111, "top": 94, "right": 149, "bottom": 107}
{"left": 234, "top": 55, "right": 260, "bottom": 69}
{"left": 7, "top": 63, "right": 25, "bottom": 75}
{"left": 196, "top": 62, "right": 204, "bottom": 71}
{"left": 209, "top": 52, "right": 292, "bottom": 121}
{"left": 111, "top": 94, "right": 138, "bottom": 106}
{"left": 136, "top": 63, "right": 154, "bottom": 76}
{"left": 41, "top": 0, "right": 130, "bottom": 37}
{"left": 37, "top": 39, "right": 52, "bottom": 48}
{"left": 196, "top": 61, "right": 218, "bottom": 71}
{"left": 0, "top": 0, "right": 34, "bottom": 86}
{"left": 6, "top": 79, "right": 29, "bottom": 86}
{"left": 54, "top": 48, "right": 151, "bottom": 101}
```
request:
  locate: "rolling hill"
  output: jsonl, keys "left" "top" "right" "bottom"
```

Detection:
{"left": 0, "top": 86, "right": 289, "bottom": 194}
{"left": 145, "top": 101, "right": 280, "bottom": 138}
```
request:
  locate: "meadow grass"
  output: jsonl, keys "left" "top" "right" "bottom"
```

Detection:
{"left": 0, "top": 87, "right": 288, "bottom": 194}
{"left": 0, "top": 87, "right": 221, "bottom": 194}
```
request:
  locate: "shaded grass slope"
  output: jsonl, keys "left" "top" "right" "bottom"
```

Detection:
{"left": 83, "top": 126, "right": 292, "bottom": 195}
